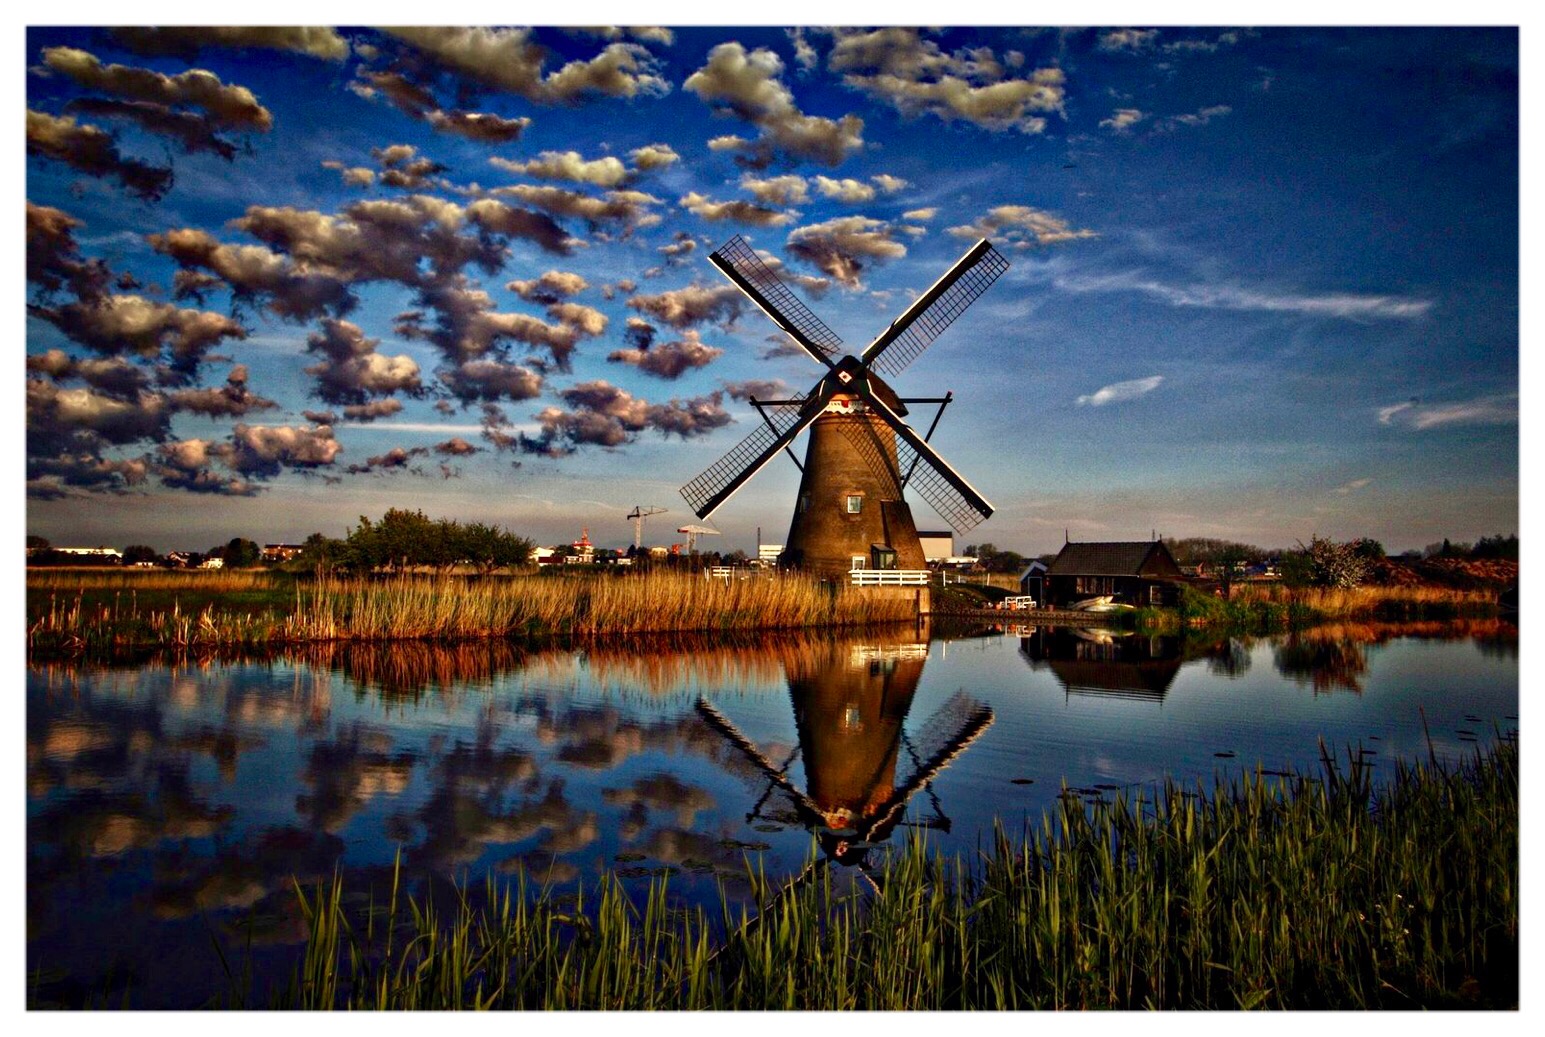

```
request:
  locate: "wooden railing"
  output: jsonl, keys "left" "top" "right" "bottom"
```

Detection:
{"left": 849, "top": 569, "right": 930, "bottom": 586}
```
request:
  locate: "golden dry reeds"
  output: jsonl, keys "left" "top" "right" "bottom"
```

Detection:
{"left": 26, "top": 570, "right": 920, "bottom": 657}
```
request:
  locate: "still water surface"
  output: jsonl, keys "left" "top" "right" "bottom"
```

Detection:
{"left": 27, "top": 620, "right": 1517, "bottom": 1006}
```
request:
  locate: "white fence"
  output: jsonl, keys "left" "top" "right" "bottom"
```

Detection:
{"left": 849, "top": 569, "right": 930, "bottom": 586}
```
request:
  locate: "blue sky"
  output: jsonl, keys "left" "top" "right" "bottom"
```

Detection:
{"left": 22, "top": 21, "right": 1519, "bottom": 555}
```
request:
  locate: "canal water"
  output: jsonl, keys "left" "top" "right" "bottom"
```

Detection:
{"left": 27, "top": 620, "right": 1517, "bottom": 1006}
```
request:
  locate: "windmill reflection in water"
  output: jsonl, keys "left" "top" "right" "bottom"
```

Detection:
{"left": 696, "top": 639, "right": 992, "bottom": 890}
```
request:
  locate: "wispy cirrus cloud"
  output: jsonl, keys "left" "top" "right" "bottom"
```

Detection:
{"left": 1377, "top": 394, "right": 1517, "bottom": 430}
{"left": 1333, "top": 477, "right": 1371, "bottom": 495}
{"left": 1056, "top": 270, "right": 1432, "bottom": 320}
{"left": 1076, "top": 374, "right": 1163, "bottom": 406}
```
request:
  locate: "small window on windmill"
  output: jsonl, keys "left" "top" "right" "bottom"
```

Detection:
{"left": 850, "top": 555, "right": 867, "bottom": 571}
{"left": 798, "top": 494, "right": 810, "bottom": 513}
{"left": 846, "top": 494, "right": 863, "bottom": 514}
{"left": 871, "top": 545, "right": 897, "bottom": 570}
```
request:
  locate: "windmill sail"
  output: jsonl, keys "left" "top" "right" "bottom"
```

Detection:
{"left": 859, "top": 391, "right": 994, "bottom": 532}
{"left": 710, "top": 235, "right": 842, "bottom": 368}
{"left": 680, "top": 396, "right": 816, "bottom": 518}
{"left": 860, "top": 239, "right": 1010, "bottom": 378}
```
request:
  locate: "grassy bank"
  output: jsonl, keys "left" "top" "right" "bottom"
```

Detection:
{"left": 255, "top": 738, "right": 1515, "bottom": 1010}
{"left": 26, "top": 569, "right": 918, "bottom": 657}
{"left": 1125, "top": 584, "right": 1502, "bottom": 635}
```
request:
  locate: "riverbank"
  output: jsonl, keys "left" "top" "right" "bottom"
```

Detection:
{"left": 233, "top": 738, "right": 1517, "bottom": 1010}
{"left": 25, "top": 569, "right": 918, "bottom": 657}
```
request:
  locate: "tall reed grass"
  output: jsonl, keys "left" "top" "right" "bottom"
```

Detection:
{"left": 263, "top": 738, "right": 1516, "bottom": 1010}
{"left": 27, "top": 571, "right": 919, "bottom": 656}
{"left": 1167, "top": 583, "right": 1499, "bottom": 633}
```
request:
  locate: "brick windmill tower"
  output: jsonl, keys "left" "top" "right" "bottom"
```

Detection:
{"left": 679, "top": 236, "right": 1010, "bottom": 577}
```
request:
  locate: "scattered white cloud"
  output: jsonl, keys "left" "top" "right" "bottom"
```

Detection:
{"left": 1377, "top": 394, "right": 1517, "bottom": 430}
{"left": 1076, "top": 375, "right": 1163, "bottom": 406}
{"left": 1100, "top": 108, "right": 1146, "bottom": 133}
{"left": 1057, "top": 271, "right": 1433, "bottom": 319}
{"left": 1333, "top": 478, "right": 1371, "bottom": 495}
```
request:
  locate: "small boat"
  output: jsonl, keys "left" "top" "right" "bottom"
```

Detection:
{"left": 1071, "top": 595, "right": 1136, "bottom": 613}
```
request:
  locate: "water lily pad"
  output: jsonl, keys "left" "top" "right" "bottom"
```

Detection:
{"left": 614, "top": 852, "right": 646, "bottom": 863}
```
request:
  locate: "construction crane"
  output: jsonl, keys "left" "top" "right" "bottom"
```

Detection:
{"left": 676, "top": 524, "right": 720, "bottom": 553}
{"left": 626, "top": 505, "right": 666, "bottom": 550}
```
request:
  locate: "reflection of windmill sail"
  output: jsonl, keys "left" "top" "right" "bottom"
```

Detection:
{"left": 860, "top": 239, "right": 1011, "bottom": 378}
{"left": 695, "top": 698, "right": 824, "bottom": 818}
{"left": 696, "top": 637, "right": 994, "bottom": 871}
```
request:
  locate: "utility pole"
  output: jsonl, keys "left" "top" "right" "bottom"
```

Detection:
{"left": 626, "top": 505, "right": 667, "bottom": 550}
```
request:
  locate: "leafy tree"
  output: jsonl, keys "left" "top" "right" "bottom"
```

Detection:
{"left": 1472, "top": 534, "right": 1519, "bottom": 560}
{"left": 1298, "top": 536, "right": 1370, "bottom": 589}
{"left": 296, "top": 532, "right": 348, "bottom": 576}
{"left": 1349, "top": 538, "right": 1385, "bottom": 561}
{"left": 222, "top": 538, "right": 261, "bottom": 568}
{"left": 26, "top": 535, "right": 50, "bottom": 551}
{"left": 122, "top": 544, "right": 159, "bottom": 565}
{"left": 453, "top": 521, "right": 533, "bottom": 574}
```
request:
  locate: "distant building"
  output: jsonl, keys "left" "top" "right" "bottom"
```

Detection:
{"left": 917, "top": 531, "right": 953, "bottom": 562}
{"left": 1044, "top": 540, "right": 1185, "bottom": 608}
{"left": 533, "top": 547, "right": 559, "bottom": 565}
{"left": 198, "top": 557, "right": 225, "bottom": 569}
{"left": 262, "top": 543, "right": 304, "bottom": 563}
{"left": 1018, "top": 559, "right": 1049, "bottom": 601}
{"left": 55, "top": 546, "right": 122, "bottom": 562}
{"left": 758, "top": 543, "right": 784, "bottom": 564}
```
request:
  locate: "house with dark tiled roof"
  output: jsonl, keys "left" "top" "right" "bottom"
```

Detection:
{"left": 1044, "top": 540, "right": 1186, "bottom": 608}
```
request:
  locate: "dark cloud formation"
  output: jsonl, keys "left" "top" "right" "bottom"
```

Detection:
{"left": 607, "top": 329, "right": 724, "bottom": 380}
{"left": 623, "top": 316, "right": 657, "bottom": 351}
{"left": 678, "top": 191, "right": 793, "bottom": 227}
{"left": 723, "top": 378, "right": 791, "bottom": 401}
{"left": 352, "top": 70, "right": 532, "bottom": 143}
{"left": 42, "top": 47, "right": 273, "bottom": 130}
{"left": 683, "top": 42, "right": 864, "bottom": 166}
{"left": 26, "top": 109, "right": 173, "bottom": 201}
{"left": 223, "top": 423, "right": 341, "bottom": 478}
{"left": 304, "top": 317, "right": 422, "bottom": 405}
{"left": 434, "top": 436, "right": 479, "bottom": 456}
{"left": 785, "top": 215, "right": 907, "bottom": 287}
{"left": 626, "top": 283, "right": 742, "bottom": 330}
{"left": 507, "top": 270, "right": 588, "bottom": 303}
{"left": 26, "top": 202, "right": 110, "bottom": 300}
{"left": 27, "top": 378, "right": 171, "bottom": 455}
{"left": 153, "top": 438, "right": 261, "bottom": 496}
{"left": 519, "top": 381, "right": 731, "bottom": 456}
{"left": 66, "top": 98, "right": 240, "bottom": 160}
{"left": 372, "top": 144, "right": 448, "bottom": 190}
{"left": 347, "top": 446, "right": 428, "bottom": 474}
{"left": 440, "top": 358, "right": 545, "bottom": 403}
{"left": 168, "top": 365, "right": 280, "bottom": 417}
{"left": 341, "top": 399, "right": 405, "bottom": 422}
{"left": 826, "top": 28, "right": 1065, "bottom": 134}
{"left": 29, "top": 291, "right": 247, "bottom": 384}
{"left": 384, "top": 27, "right": 668, "bottom": 105}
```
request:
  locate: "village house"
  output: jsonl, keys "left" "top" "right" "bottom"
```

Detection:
{"left": 1043, "top": 540, "right": 1186, "bottom": 608}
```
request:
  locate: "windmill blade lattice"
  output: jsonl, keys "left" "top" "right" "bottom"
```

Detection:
{"left": 894, "top": 438, "right": 991, "bottom": 533}
{"left": 680, "top": 396, "right": 807, "bottom": 516}
{"left": 710, "top": 235, "right": 842, "bottom": 366}
{"left": 861, "top": 240, "right": 1010, "bottom": 378}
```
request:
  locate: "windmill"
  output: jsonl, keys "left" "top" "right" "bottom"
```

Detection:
{"left": 625, "top": 504, "right": 666, "bottom": 550}
{"left": 680, "top": 235, "right": 1010, "bottom": 576}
